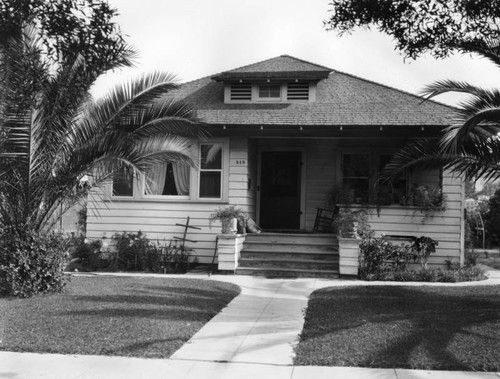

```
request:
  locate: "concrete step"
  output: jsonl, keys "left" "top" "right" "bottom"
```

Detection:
{"left": 237, "top": 233, "right": 339, "bottom": 278}
{"left": 240, "top": 250, "right": 338, "bottom": 261}
{"left": 239, "top": 257, "right": 338, "bottom": 270}
{"left": 235, "top": 267, "right": 340, "bottom": 279}
{"left": 242, "top": 241, "right": 338, "bottom": 252}
{"left": 245, "top": 233, "right": 337, "bottom": 245}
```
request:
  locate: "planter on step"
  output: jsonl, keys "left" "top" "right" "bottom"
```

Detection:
{"left": 221, "top": 217, "right": 238, "bottom": 234}
{"left": 217, "top": 234, "right": 246, "bottom": 272}
{"left": 338, "top": 237, "right": 360, "bottom": 276}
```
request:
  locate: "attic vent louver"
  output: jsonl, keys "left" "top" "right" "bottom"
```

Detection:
{"left": 230, "top": 83, "right": 252, "bottom": 101}
{"left": 287, "top": 82, "right": 309, "bottom": 100}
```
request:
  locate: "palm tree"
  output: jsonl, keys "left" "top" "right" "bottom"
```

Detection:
{"left": 0, "top": 28, "right": 205, "bottom": 234}
{"left": 384, "top": 39, "right": 500, "bottom": 183}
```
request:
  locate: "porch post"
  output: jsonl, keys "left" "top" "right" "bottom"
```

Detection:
{"left": 338, "top": 237, "right": 360, "bottom": 276}
{"left": 217, "top": 234, "right": 246, "bottom": 272}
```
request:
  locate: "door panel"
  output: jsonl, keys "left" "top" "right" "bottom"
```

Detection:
{"left": 259, "top": 151, "right": 301, "bottom": 230}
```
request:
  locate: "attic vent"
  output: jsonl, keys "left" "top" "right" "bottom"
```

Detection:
{"left": 287, "top": 82, "right": 309, "bottom": 100}
{"left": 230, "top": 83, "right": 252, "bottom": 101}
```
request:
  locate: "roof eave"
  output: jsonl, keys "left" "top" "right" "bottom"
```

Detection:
{"left": 211, "top": 71, "right": 331, "bottom": 82}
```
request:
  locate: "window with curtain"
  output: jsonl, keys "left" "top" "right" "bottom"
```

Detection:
{"left": 199, "top": 143, "right": 223, "bottom": 198}
{"left": 144, "top": 162, "right": 190, "bottom": 196}
{"left": 112, "top": 167, "right": 134, "bottom": 197}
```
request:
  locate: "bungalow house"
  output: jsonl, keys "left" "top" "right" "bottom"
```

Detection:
{"left": 86, "top": 55, "right": 464, "bottom": 277}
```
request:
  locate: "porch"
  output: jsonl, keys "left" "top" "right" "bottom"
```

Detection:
{"left": 235, "top": 232, "right": 340, "bottom": 278}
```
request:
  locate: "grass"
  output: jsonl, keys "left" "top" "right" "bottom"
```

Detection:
{"left": 295, "top": 285, "right": 500, "bottom": 371}
{"left": 0, "top": 275, "right": 240, "bottom": 358}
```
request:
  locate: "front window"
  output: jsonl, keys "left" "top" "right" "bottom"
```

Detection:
{"left": 112, "top": 167, "right": 134, "bottom": 197}
{"left": 341, "top": 151, "right": 414, "bottom": 205}
{"left": 377, "top": 155, "right": 407, "bottom": 205}
{"left": 342, "top": 153, "right": 370, "bottom": 203}
{"left": 144, "top": 162, "right": 190, "bottom": 196}
{"left": 199, "top": 143, "right": 223, "bottom": 199}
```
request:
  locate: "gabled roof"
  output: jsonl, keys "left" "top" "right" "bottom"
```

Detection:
{"left": 212, "top": 55, "right": 332, "bottom": 81}
{"left": 171, "top": 56, "right": 457, "bottom": 127}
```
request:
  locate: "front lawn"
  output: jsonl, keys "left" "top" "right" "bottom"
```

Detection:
{"left": 295, "top": 285, "right": 500, "bottom": 371}
{"left": 0, "top": 275, "right": 240, "bottom": 358}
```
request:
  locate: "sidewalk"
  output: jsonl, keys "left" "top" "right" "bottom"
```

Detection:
{"left": 1, "top": 272, "right": 500, "bottom": 378}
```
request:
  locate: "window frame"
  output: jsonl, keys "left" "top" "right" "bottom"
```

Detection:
{"left": 111, "top": 167, "right": 135, "bottom": 198}
{"left": 109, "top": 138, "right": 229, "bottom": 203}
{"left": 257, "top": 83, "right": 282, "bottom": 101}
{"left": 198, "top": 142, "right": 224, "bottom": 200}
{"left": 224, "top": 82, "right": 315, "bottom": 103}
{"left": 142, "top": 162, "right": 192, "bottom": 200}
{"left": 339, "top": 149, "right": 413, "bottom": 205}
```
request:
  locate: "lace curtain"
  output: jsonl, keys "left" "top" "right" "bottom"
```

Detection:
{"left": 146, "top": 163, "right": 190, "bottom": 195}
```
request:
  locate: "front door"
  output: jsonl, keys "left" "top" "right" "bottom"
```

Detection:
{"left": 259, "top": 151, "right": 302, "bottom": 230}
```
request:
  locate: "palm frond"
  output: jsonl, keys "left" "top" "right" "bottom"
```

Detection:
{"left": 440, "top": 107, "right": 500, "bottom": 153}
{"left": 459, "top": 37, "right": 500, "bottom": 68}
{"left": 92, "top": 71, "right": 181, "bottom": 128}
{"left": 420, "top": 80, "right": 496, "bottom": 102}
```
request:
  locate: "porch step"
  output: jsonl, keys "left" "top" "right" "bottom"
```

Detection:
{"left": 239, "top": 256, "right": 338, "bottom": 270}
{"left": 235, "top": 267, "right": 340, "bottom": 279}
{"left": 241, "top": 249, "right": 336, "bottom": 261}
{"left": 236, "top": 232, "right": 339, "bottom": 278}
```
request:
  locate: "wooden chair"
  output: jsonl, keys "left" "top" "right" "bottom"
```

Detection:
{"left": 313, "top": 207, "right": 339, "bottom": 233}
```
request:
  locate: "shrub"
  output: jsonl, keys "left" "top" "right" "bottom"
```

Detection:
{"left": 0, "top": 227, "right": 70, "bottom": 297}
{"left": 411, "top": 236, "right": 438, "bottom": 269}
{"left": 464, "top": 248, "right": 480, "bottom": 267}
{"left": 160, "top": 241, "right": 191, "bottom": 273}
{"left": 67, "top": 236, "right": 106, "bottom": 271}
{"left": 110, "top": 231, "right": 159, "bottom": 272}
{"left": 109, "top": 232, "right": 191, "bottom": 274}
{"left": 362, "top": 266, "right": 486, "bottom": 283}
{"left": 359, "top": 235, "right": 412, "bottom": 277}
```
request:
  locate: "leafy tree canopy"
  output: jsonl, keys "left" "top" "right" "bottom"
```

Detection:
{"left": 325, "top": 0, "right": 500, "bottom": 59}
{"left": 0, "top": 0, "right": 133, "bottom": 75}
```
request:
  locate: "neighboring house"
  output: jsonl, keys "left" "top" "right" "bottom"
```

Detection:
{"left": 86, "top": 55, "right": 464, "bottom": 274}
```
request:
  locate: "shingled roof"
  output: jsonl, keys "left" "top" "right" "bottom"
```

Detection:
{"left": 172, "top": 55, "right": 457, "bottom": 127}
{"left": 212, "top": 54, "right": 332, "bottom": 81}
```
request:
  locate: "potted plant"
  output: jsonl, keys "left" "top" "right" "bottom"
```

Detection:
{"left": 410, "top": 185, "right": 447, "bottom": 221}
{"left": 209, "top": 206, "right": 247, "bottom": 235}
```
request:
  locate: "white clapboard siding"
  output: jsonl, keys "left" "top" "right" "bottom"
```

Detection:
{"left": 87, "top": 136, "right": 464, "bottom": 266}
{"left": 367, "top": 170, "right": 464, "bottom": 266}
{"left": 86, "top": 136, "right": 256, "bottom": 264}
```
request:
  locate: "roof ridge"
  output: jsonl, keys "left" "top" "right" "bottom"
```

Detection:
{"left": 278, "top": 54, "right": 333, "bottom": 72}
{"left": 216, "top": 56, "right": 283, "bottom": 75}
{"left": 216, "top": 54, "right": 333, "bottom": 75}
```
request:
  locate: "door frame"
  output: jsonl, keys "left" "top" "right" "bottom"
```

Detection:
{"left": 256, "top": 147, "right": 307, "bottom": 230}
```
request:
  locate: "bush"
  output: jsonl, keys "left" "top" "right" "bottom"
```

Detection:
{"left": 362, "top": 266, "right": 486, "bottom": 283}
{"left": 67, "top": 236, "right": 106, "bottom": 271}
{"left": 0, "top": 227, "right": 70, "bottom": 297}
{"left": 109, "top": 232, "right": 191, "bottom": 274}
{"left": 359, "top": 235, "right": 412, "bottom": 277}
{"left": 359, "top": 234, "right": 485, "bottom": 282}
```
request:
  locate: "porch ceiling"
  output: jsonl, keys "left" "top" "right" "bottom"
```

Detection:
{"left": 208, "top": 123, "right": 443, "bottom": 138}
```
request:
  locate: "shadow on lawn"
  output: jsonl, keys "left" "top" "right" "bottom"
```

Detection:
{"left": 298, "top": 286, "right": 500, "bottom": 371}
{"left": 62, "top": 304, "right": 216, "bottom": 320}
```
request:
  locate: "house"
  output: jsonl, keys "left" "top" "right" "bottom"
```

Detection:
{"left": 86, "top": 55, "right": 464, "bottom": 276}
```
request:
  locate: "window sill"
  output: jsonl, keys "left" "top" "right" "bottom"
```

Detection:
{"left": 338, "top": 203, "right": 444, "bottom": 211}
{"left": 108, "top": 197, "right": 228, "bottom": 205}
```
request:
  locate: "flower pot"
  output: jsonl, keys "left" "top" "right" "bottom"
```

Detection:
{"left": 221, "top": 217, "right": 237, "bottom": 234}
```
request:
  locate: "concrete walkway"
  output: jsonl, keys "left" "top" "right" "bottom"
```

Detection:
{"left": 2, "top": 271, "right": 500, "bottom": 378}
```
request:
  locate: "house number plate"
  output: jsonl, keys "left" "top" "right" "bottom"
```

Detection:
{"left": 236, "top": 160, "right": 246, "bottom": 165}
